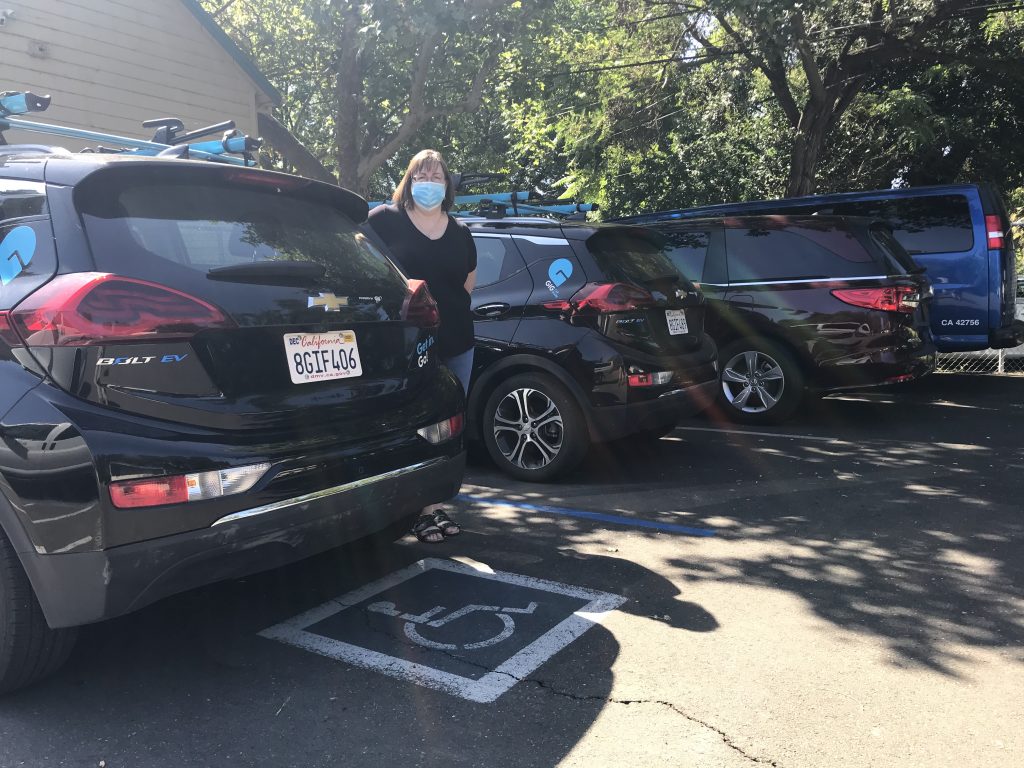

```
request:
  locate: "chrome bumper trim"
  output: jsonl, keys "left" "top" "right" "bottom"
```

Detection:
{"left": 211, "top": 457, "right": 449, "bottom": 527}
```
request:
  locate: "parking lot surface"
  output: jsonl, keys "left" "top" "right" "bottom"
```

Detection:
{"left": 1, "top": 374, "right": 1021, "bottom": 768}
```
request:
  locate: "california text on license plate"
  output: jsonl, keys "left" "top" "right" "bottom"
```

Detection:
{"left": 283, "top": 331, "right": 363, "bottom": 384}
{"left": 665, "top": 309, "right": 689, "bottom": 335}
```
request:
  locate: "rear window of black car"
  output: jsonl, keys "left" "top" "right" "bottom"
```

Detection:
{"left": 825, "top": 195, "right": 974, "bottom": 255}
{"left": 586, "top": 229, "right": 693, "bottom": 288}
{"left": 74, "top": 168, "right": 405, "bottom": 293}
{"left": 725, "top": 223, "right": 883, "bottom": 282}
{"left": 661, "top": 230, "right": 710, "bottom": 281}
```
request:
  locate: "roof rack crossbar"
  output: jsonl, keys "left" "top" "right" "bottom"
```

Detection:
{"left": 0, "top": 90, "right": 260, "bottom": 166}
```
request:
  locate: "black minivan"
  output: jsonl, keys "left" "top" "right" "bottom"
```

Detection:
{"left": 0, "top": 153, "right": 465, "bottom": 692}
{"left": 646, "top": 215, "right": 936, "bottom": 422}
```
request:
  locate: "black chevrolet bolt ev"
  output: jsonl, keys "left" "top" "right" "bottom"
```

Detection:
{"left": 0, "top": 154, "right": 465, "bottom": 693}
{"left": 464, "top": 219, "right": 719, "bottom": 481}
{"left": 645, "top": 215, "right": 936, "bottom": 423}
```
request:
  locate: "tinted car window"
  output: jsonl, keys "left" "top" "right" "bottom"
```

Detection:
{"left": 0, "top": 180, "right": 48, "bottom": 221}
{"left": 868, "top": 224, "right": 920, "bottom": 275}
{"left": 75, "top": 170, "right": 405, "bottom": 296}
{"left": 663, "top": 230, "right": 710, "bottom": 281}
{"left": 472, "top": 236, "right": 526, "bottom": 288}
{"left": 725, "top": 224, "right": 881, "bottom": 282}
{"left": 587, "top": 229, "right": 692, "bottom": 288}
{"left": 827, "top": 195, "right": 973, "bottom": 254}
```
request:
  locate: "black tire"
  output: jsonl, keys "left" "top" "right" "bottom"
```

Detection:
{"left": 0, "top": 530, "right": 77, "bottom": 694}
{"left": 481, "top": 372, "right": 589, "bottom": 482}
{"left": 717, "top": 339, "right": 805, "bottom": 424}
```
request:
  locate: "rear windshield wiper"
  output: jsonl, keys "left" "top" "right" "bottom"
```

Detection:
{"left": 206, "top": 260, "right": 327, "bottom": 285}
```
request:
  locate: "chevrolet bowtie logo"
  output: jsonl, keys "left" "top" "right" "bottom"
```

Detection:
{"left": 308, "top": 292, "right": 348, "bottom": 312}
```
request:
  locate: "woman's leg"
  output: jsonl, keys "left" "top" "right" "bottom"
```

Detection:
{"left": 414, "top": 348, "right": 474, "bottom": 540}
{"left": 443, "top": 348, "right": 474, "bottom": 395}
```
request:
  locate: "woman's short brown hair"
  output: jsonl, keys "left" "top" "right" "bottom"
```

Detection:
{"left": 392, "top": 149, "right": 455, "bottom": 212}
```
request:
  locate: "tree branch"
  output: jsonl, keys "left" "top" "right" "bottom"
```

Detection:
{"left": 257, "top": 112, "right": 336, "bottom": 184}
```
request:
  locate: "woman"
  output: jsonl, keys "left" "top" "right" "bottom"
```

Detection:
{"left": 367, "top": 149, "right": 476, "bottom": 543}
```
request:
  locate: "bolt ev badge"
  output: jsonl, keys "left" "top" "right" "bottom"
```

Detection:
{"left": 308, "top": 292, "right": 348, "bottom": 312}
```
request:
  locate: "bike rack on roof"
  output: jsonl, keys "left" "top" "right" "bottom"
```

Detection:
{"left": 0, "top": 89, "right": 261, "bottom": 166}
{"left": 368, "top": 176, "right": 598, "bottom": 220}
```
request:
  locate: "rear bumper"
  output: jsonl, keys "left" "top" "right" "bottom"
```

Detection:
{"left": 588, "top": 378, "right": 718, "bottom": 441}
{"left": 814, "top": 345, "right": 936, "bottom": 393}
{"left": 21, "top": 453, "right": 465, "bottom": 628}
{"left": 990, "top": 319, "right": 1024, "bottom": 349}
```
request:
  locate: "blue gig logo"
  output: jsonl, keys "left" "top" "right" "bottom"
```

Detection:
{"left": 548, "top": 259, "right": 574, "bottom": 287}
{"left": 0, "top": 226, "right": 36, "bottom": 286}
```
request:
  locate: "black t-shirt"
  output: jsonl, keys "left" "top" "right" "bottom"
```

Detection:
{"left": 366, "top": 204, "right": 477, "bottom": 357}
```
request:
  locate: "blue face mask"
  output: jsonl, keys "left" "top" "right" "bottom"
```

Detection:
{"left": 411, "top": 181, "right": 446, "bottom": 211}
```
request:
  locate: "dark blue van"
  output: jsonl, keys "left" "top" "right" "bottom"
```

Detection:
{"left": 620, "top": 184, "right": 1022, "bottom": 352}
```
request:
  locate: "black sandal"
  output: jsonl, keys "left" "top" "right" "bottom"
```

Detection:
{"left": 412, "top": 514, "right": 444, "bottom": 543}
{"left": 430, "top": 508, "right": 461, "bottom": 537}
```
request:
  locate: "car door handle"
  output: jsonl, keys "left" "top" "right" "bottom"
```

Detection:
{"left": 474, "top": 302, "right": 511, "bottom": 318}
{"left": 727, "top": 294, "right": 754, "bottom": 306}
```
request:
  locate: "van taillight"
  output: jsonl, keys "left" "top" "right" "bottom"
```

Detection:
{"left": 985, "top": 215, "right": 1004, "bottom": 250}
{"left": 401, "top": 279, "right": 440, "bottom": 328}
{"left": 6, "top": 273, "right": 233, "bottom": 347}
{"left": 831, "top": 285, "right": 919, "bottom": 314}
{"left": 567, "top": 282, "right": 656, "bottom": 314}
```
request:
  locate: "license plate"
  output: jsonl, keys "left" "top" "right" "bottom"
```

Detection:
{"left": 665, "top": 309, "right": 689, "bottom": 335}
{"left": 283, "top": 331, "right": 363, "bottom": 384}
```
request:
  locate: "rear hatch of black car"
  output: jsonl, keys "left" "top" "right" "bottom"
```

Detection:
{"left": 11, "top": 165, "right": 442, "bottom": 442}
{"left": 565, "top": 226, "right": 707, "bottom": 355}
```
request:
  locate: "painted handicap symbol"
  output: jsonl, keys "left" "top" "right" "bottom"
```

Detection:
{"left": 368, "top": 600, "right": 539, "bottom": 651}
{"left": 547, "top": 258, "right": 573, "bottom": 288}
{"left": 0, "top": 226, "right": 36, "bottom": 285}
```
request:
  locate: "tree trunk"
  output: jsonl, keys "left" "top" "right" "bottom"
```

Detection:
{"left": 786, "top": 109, "right": 831, "bottom": 197}
{"left": 334, "top": 5, "right": 364, "bottom": 194}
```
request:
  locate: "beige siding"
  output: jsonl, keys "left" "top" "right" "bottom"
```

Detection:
{"left": 0, "top": 0, "right": 266, "bottom": 150}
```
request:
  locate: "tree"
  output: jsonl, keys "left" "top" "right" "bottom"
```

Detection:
{"left": 665, "top": 0, "right": 1024, "bottom": 196}
{"left": 208, "top": 0, "right": 545, "bottom": 196}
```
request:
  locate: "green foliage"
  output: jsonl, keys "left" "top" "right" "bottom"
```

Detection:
{"left": 206, "top": 0, "right": 1024, "bottom": 219}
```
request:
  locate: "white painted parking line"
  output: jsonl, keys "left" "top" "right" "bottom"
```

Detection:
{"left": 258, "top": 558, "right": 626, "bottom": 703}
{"left": 669, "top": 426, "right": 990, "bottom": 451}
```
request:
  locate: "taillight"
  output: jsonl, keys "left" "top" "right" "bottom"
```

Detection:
{"left": 402, "top": 279, "right": 440, "bottom": 328}
{"left": 985, "top": 214, "right": 1004, "bottom": 250}
{"left": 831, "top": 285, "right": 920, "bottom": 314}
{"left": 566, "top": 282, "right": 656, "bottom": 314}
{"left": 109, "top": 462, "right": 270, "bottom": 509}
{"left": 0, "top": 312, "right": 21, "bottom": 347}
{"left": 8, "top": 273, "right": 233, "bottom": 347}
{"left": 416, "top": 413, "right": 464, "bottom": 444}
{"left": 628, "top": 371, "right": 674, "bottom": 387}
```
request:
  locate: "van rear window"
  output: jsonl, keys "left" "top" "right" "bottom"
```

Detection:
{"left": 827, "top": 195, "right": 973, "bottom": 255}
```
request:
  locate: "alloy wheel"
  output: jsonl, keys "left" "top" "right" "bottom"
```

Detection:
{"left": 721, "top": 350, "right": 786, "bottom": 414}
{"left": 492, "top": 388, "right": 564, "bottom": 470}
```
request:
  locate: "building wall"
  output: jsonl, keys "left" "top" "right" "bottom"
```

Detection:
{"left": 0, "top": 0, "right": 267, "bottom": 149}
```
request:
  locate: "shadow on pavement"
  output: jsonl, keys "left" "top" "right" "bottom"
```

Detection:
{"left": 0, "top": 534, "right": 709, "bottom": 767}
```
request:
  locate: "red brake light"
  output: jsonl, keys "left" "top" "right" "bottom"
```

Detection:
{"left": 831, "top": 285, "right": 920, "bottom": 314}
{"left": 8, "top": 273, "right": 233, "bottom": 347}
{"left": 0, "top": 311, "right": 21, "bottom": 347}
{"left": 109, "top": 475, "right": 189, "bottom": 509}
{"left": 571, "top": 282, "right": 656, "bottom": 314}
{"left": 985, "top": 214, "right": 1004, "bottom": 250}
{"left": 401, "top": 279, "right": 440, "bottom": 328}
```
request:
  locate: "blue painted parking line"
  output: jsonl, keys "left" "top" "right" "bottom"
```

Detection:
{"left": 457, "top": 494, "right": 716, "bottom": 537}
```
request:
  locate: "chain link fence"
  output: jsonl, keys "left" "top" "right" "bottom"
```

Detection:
{"left": 935, "top": 290, "right": 1024, "bottom": 375}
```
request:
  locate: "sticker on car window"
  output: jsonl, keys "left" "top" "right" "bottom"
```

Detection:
{"left": 0, "top": 226, "right": 36, "bottom": 285}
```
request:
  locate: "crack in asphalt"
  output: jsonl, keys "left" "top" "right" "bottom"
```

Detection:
{"left": 525, "top": 677, "right": 782, "bottom": 767}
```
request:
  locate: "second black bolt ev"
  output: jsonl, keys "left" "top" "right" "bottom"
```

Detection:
{"left": 0, "top": 105, "right": 465, "bottom": 693}
{"left": 464, "top": 219, "right": 718, "bottom": 481}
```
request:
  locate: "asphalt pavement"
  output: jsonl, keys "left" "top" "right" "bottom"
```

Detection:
{"left": 1, "top": 374, "right": 1021, "bottom": 768}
